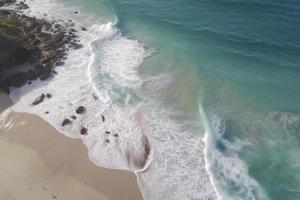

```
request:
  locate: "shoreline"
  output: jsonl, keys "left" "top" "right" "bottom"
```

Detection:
{"left": 1, "top": 0, "right": 219, "bottom": 199}
{"left": 0, "top": 94, "right": 143, "bottom": 200}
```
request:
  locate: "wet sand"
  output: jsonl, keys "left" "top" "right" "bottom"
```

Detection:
{"left": 0, "top": 92, "right": 12, "bottom": 112}
{"left": 0, "top": 94, "right": 143, "bottom": 200}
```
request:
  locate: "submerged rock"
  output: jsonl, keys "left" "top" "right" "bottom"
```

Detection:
{"left": 70, "top": 115, "right": 77, "bottom": 120}
{"left": 266, "top": 111, "right": 300, "bottom": 135}
{"left": 46, "top": 93, "right": 52, "bottom": 98}
{"left": 92, "top": 93, "right": 98, "bottom": 100}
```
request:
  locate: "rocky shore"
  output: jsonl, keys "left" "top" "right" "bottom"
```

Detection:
{"left": 0, "top": 0, "right": 82, "bottom": 93}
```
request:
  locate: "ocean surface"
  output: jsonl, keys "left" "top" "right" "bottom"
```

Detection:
{"left": 5, "top": 0, "right": 300, "bottom": 199}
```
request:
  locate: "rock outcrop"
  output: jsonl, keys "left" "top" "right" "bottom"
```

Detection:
{"left": 0, "top": 3, "right": 82, "bottom": 93}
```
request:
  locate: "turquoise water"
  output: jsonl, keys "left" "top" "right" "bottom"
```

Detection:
{"left": 71, "top": 0, "right": 300, "bottom": 199}
{"left": 102, "top": 1, "right": 300, "bottom": 199}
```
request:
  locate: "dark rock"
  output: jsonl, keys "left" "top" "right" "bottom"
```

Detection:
{"left": 69, "top": 28, "right": 76, "bottom": 33}
{"left": 74, "top": 11, "right": 79, "bottom": 15}
{"left": 36, "top": 32, "right": 52, "bottom": 41}
{"left": 61, "top": 118, "right": 71, "bottom": 126}
{"left": 105, "top": 139, "right": 110, "bottom": 143}
{"left": 32, "top": 93, "right": 45, "bottom": 105}
{"left": 76, "top": 106, "right": 86, "bottom": 114}
{"left": 45, "top": 111, "right": 49, "bottom": 114}
{"left": 81, "top": 27, "right": 87, "bottom": 31}
{"left": 69, "top": 22, "right": 76, "bottom": 27}
{"left": 113, "top": 133, "right": 118, "bottom": 137}
{"left": 70, "top": 115, "right": 77, "bottom": 120}
{"left": 6, "top": 72, "right": 28, "bottom": 88}
{"left": 39, "top": 70, "right": 52, "bottom": 80}
{"left": 15, "top": 2, "right": 29, "bottom": 10}
{"left": 105, "top": 131, "right": 110, "bottom": 134}
{"left": 70, "top": 43, "right": 83, "bottom": 50}
{"left": 27, "top": 69, "right": 38, "bottom": 81}
{"left": 0, "top": 0, "right": 16, "bottom": 7}
{"left": 46, "top": 93, "right": 52, "bottom": 98}
{"left": 54, "top": 61, "right": 65, "bottom": 66}
{"left": 92, "top": 93, "right": 98, "bottom": 100}
{"left": 101, "top": 115, "right": 105, "bottom": 122}
{"left": 32, "top": 39, "right": 40, "bottom": 46}
{"left": 28, "top": 81, "right": 32, "bottom": 85}
{"left": 0, "top": 9, "right": 81, "bottom": 92}
{"left": 10, "top": 47, "right": 32, "bottom": 65}
{"left": 80, "top": 127, "right": 87, "bottom": 135}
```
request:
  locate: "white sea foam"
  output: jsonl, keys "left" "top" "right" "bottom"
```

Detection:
{"left": 4, "top": 0, "right": 218, "bottom": 199}
{"left": 136, "top": 109, "right": 217, "bottom": 200}
{"left": 201, "top": 109, "right": 270, "bottom": 200}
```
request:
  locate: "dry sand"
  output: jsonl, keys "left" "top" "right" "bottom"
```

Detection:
{"left": 0, "top": 94, "right": 143, "bottom": 200}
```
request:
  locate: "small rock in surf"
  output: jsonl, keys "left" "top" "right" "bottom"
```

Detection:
{"left": 46, "top": 93, "right": 52, "bottom": 98}
{"left": 32, "top": 93, "right": 45, "bottom": 105}
{"left": 61, "top": 118, "right": 71, "bottom": 126}
{"left": 80, "top": 127, "right": 87, "bottom": 135}
{"left": 76, "top": 106, "right": 86, "bottom": 114}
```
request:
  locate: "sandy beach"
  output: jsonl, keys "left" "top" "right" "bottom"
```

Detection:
{"left": 0, "top": 94, "right": 143, "bottom": 200}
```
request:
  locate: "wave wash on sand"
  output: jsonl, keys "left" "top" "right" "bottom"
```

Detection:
{"left": 1, "top": 0, "right": 217, "bottom": 199}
